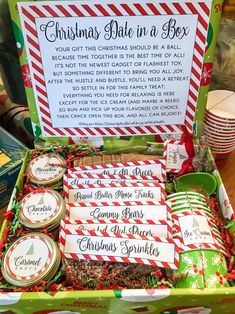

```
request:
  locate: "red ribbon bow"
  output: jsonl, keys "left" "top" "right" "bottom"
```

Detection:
{"left": 177, "top": 125, "right": 195, "bottom": 177}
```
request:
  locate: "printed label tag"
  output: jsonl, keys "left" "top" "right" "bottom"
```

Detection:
{"left": 174, "top": 213, "right": 226, "bottom": 254}
{"left": 164, "top": 140, "right": 188, "bottom": 172}
{"left": 178, "top": 215, "right": 215, "bottom": 245}
{"left": 66, "top": 201, "right": 171, "bottom": 220}
{"left": 64, "top": 182, "right": 166, "bottom": 203}
{"left": 62, "top": 219, "right": 172, "bottom": 237}
{"left": 64, "top": 172, "right": 160, "bottom": 187}
{"left": 21, "top": 190, "right": 60, "bottom": 223}
{"left": 6, "top": 235, "right": 53, "bottom": 279}
{"left": 59, "top": 227, "right": 179, "bottom": 269}
{"left": 68, "top": 160, "right": 166, "bottom": 181}
{"left": 29, "top": 155, "right": 65, "bottom": 181}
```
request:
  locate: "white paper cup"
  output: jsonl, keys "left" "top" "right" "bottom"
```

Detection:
{"left": 204, "top": 119, "right": 235, "bottom": 133}
{"left": 208, "top": 144, "right": 235, "bottom": 152}
{"left": 204, "top": 133, "right": 235, "bottom": 146}
{"left": 206, "top": 90, "right": 235, "bottom": 120}
{"left": 205, "top": 111, "right": 235, "bottom": 126}
{"left": 210, "top": 146, "right": 235, "bottom": 153}
{"left": 172, "top": 203, "right": 211, "bottom": 213}
{"left": 167, "top": 192, "right": 207, "bottom": 201}
{"left": 206, "top": 138, "right": 235, "bottom": 147}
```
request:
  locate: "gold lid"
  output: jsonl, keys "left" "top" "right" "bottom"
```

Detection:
{"left": 27, "top": 153, "right": 66, "bottom": 187}
{"left": 1, "top": 233, "right": 61, "bottom": 287}
{"left": 18, "top": 189, "right": 65, "bottom": 231}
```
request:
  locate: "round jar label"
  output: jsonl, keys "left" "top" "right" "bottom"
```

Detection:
{"left": 28, "top": 154, "right": 65, "bottom": 182}
{"left": 5, "top": 235, "right": 53, "bottom": 280}
{"left": 21, "top": 190, "right": 60, "bottom": 223}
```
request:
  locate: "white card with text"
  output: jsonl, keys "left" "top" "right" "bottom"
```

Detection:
{"left": 64, "top": 182, "right": 166, "bottom": 203}
{"left": 68, "top": 159, "right": 166, "bottom": 181}
{"left": 62, "top": 219, "right": 172, "bottom": 237}
{"left": 59, "top": 226, "right": 179, "bottom": 269}
{"left": 66, "top": 201, "right": 172, "bottom": 221}
{"left": 64, "top": 172, "right": 160, "bottom": 187}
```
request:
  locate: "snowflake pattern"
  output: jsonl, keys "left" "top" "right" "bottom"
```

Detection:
{"left": 201, "top": 67, "right": 212, "bottom": 83}
{"left": 21, "top": 64, "right": 33, "bottom": 88}
{"left": 200, "top": 63, "right": 213, "bottom": 86}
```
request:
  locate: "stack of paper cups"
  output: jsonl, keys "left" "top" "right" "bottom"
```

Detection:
{"left": 167, "top": 192, "right": 229, "bottom": 288}
{"left": 204, "top": 90, "right": 235, "bottom": 161}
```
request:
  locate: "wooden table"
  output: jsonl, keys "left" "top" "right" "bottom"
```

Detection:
{"left": 217, "top": 150, "right": 235, "bottom": 209}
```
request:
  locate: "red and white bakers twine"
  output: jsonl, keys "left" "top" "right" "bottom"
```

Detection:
{"left": 18, "top": 1, "right": 210, "bottom": 137}
{"left": 59, "top": 225, "right": 179, "bottom": 269}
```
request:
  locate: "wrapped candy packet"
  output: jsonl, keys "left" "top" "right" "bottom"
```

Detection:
{"left": 63, "top": 259, "right": 163, "bottom": 290}
{"left": 73, "top": 153, "right": 162, "bottom": 167}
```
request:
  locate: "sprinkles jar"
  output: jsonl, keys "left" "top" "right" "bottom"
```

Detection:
{"left": 18, "top": 189, "right": 65, "bottom": 231}
{"left": 1, "top": 233, "right": 61, "bottom": 287}
{"left": 27, "top": 153, "right": 66, "bottom": 187}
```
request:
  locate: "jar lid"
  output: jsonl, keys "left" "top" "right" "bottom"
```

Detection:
{"left": 18, "top": 189, "right": 65, "bottom": 230}
{"left": 27, "top": 153, "right": 66, "bottom": 186}
{"left": 1, "top": 233, "right": 60, "bottom": 287}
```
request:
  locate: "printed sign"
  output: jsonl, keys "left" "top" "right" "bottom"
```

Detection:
{"left": 64, "top": 182, "right": 166, "bottom": 203}
{"left": 59, "top": 226, "right": 179, "bottom": 269}
{"left": 18, "top": 1, "right": 211, "bottom": 137}
{"left": 66, "top": 201, "right": 172, "bottom": 220}
{"left": 68, "top": 159, "right": 166, "bottom": 180}
{"left": 64, "top": 172, "right": 161, "bottom": 187}
{"left": 62, "top": 219, "right": 172, "bottom": 237}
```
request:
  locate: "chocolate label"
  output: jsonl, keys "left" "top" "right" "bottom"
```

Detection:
{"left": 21, "top": 191, "right": 59, "bottom": 222}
